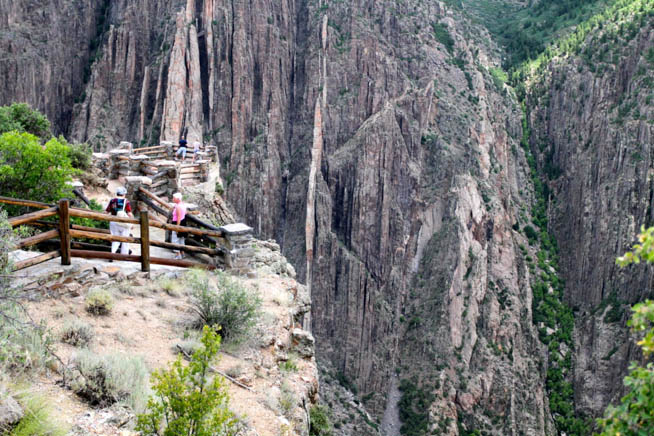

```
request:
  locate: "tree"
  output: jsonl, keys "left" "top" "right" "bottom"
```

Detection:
{"left": 597, "top": 226, "right": 654, "bottom": 435}
{"left": 136, "top": 326, "right": 239, "bottom": 436}
{"left": 0, "top": 103, "right": 50, "bottom": 140}
{"left": 0, "top": 131, "right": 74, "bottom": 213}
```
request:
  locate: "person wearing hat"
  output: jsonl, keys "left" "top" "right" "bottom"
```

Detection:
{"left": 105, "top": 187, "right": 134, "bottom": 256}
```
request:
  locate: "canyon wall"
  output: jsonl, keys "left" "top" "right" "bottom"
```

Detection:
{"left": 527, "top": 15, "right": 654, "bottom": 417}
{"left": 8, "top": 0, "right": 654, "bottom": 434}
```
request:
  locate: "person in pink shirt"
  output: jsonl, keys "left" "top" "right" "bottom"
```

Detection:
{"left": 171, "top": 192, "right": 187, "bottom": 259}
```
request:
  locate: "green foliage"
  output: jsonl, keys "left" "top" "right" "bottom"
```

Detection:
{"left": 59, "top": 319, "right": 94, "bottom": 347}
{"left": 279, "top": 355, "right": 298, "bottom": 373}
{"left": 310, "top": 404, "right": 333, "bottom": 436}
{"left": 188, "top": 270, "right": 261, "bottom": 343}
{"left": 70, "top": 199, "right": 109, "bottom": 230}
{"left": 0, "top": 212, "right": 53, "bottom": 375}
{"left": 7, "top": 391, "right": 68, "bottom": 436}
{"left": 0, "top": 131, "right": 73, "bottom": 214}
{"left": 85, "top": 288, "right": 114, "bottom": 315}
{"left": 523, "top": 225, "right": 539, "bottom": 243}
{"left": 279, "top": 381, "right": 296, "bottom": 418}
{"left": 398, "top": 378, "right": 434, "bottom": 436}
{"left": 69, "top": 350, "right": 149, "bottom": 411}
{"left": 0, "top": 103, "right": 51, "bottom": 140}
{"left": 431, "top": 22, "right": 455, "bottom": 54}
{"left": 136, "top": 326, "right": 239, "bottom": 436}
{"left": 489, "top": 67, "right": 507, "bottom": 91}
{"left": 66, "top": 140, "right": 93, "bottom": 170}
{"left": 598, "top": 300, "right": 654, "bottom": 434}
{"left": 515, "top": 0, "right": 654, "bottom": 86}
{"left": 518, "top": 105, "right": 589, "bottom": 434}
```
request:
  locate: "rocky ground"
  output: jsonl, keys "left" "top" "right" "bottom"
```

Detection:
{"left": 5, "top": 242, "right": 317, "bottom": 436}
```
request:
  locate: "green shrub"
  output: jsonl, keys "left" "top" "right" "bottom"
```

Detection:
{"left": 0, "top": 212, "right": 53, "bottom": 375}
{"left": 310, "top": 404, "right": 333, "bottom": 436}
{"left": 66, "top": 141, "right": 92, "bottom": 170}
{"left": 279, "top": 381, "right": 296, "bottom": 418}
{"left": 189, "top": 270, "right": 261, "bottom": 343}
{"left": 279, "top": 355, "right": 298, "bottom": 373}
{"left": 0, "top": 103, "right": 50, "bottom": 140}
{"left": 215, "top": 182, "right": 225, "bottom": 196}
{"left": 398, "top": 377, "right": 434, "bottom": 436}
{"left": 136, "top": 326, "right": 239, "bottom": 436}
{"left": 7, "top": 390, "right": 68, "bottom": 436}
{"left": 68, "top": 350, "right": 149, "bottom": 411}
{"left": 59, "top": 320, "right": 94, "bottom": 347}
{"left": 0, "top": 131, "right": 73, "bottom": 214}
{"left": 85, "top": 288, "right": 114, "bottom": 315}
{"left": 431, "top": 22, "right": 454, "bottom": 54}
{"left": 0, "top": 313, "right": 52, "bottom": 375}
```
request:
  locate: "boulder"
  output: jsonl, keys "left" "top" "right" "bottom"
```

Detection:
{"left": 290, "top": 328, "right": 315, "bottom": 358}
{"left": 0, "top": 395, "right": 23, "bottom": 430}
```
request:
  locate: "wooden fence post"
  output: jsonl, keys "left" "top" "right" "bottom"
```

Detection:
{"left": 140, "top": 210, "right": 150, "bottom": 272}
{"left": 58, "top": 199, "right": 71, "bottom": 265}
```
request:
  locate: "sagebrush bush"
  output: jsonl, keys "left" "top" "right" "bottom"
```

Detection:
{"left": 309, "top": 404, "right": 333, "bottom": 436}
{"left": 173, "top": 339, "right": 202, "bottom": 357}
{"left": 0, "top": 213, "right": 52, "bottom": 375}
{"left": 59, "top": 320, "right": 93, "bottom": 347}
{"left": 136, "top": 326, "right": 239, "bottom": 436}
{"left": 158, "top": 277, "right": 181, "bottom": 296}
{"left": 85, "top": 288, "right": 114, "bottom": 315}
{"left": 68, "top": 351, "right": 149, "bottom": 412}
{"left": 7, "top": 390, "right": 68, "bottom": 436}
{"left": 279, "top": 381, "right": 296, "bottom": 418}
{"left": 188, "top": 270, "right": 261, "bottom": 343}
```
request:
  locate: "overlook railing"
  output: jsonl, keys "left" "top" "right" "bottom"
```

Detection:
{"left": 1, "top": 195, "right": 252, "bottom": 273}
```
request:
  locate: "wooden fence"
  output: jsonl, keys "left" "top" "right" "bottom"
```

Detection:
{"left": 1, "top": 195, "right": 223, "bottom": 272}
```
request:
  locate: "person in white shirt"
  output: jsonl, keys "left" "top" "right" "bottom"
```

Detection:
{"left": 192, "top": 141, "right": 201, "bottom": 163}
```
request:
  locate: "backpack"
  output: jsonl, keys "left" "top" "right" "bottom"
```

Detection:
{"left": 114, "top": 198, "right": 131, "bottom": 231}
{"left": 115, "top": 198, "right": 128, "bottom": 218}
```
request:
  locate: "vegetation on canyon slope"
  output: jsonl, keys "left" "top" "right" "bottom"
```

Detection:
{"left": 596, "top": 228, "right": 654, "bottom": 435}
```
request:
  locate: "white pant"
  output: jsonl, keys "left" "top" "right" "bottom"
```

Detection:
{"left": 171, "top": 231, "right": 185, "bottom": 246}
{"left": 110, "top": 221, "right": 131, "bottom": 254}
{"left": 176, "top": 147, "right": 187, "bottom": 159}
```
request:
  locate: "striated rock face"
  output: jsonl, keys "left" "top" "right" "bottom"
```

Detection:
{"left": 0, "top": 0, "right": 107, "bottom": 134}
{"left": 527, "top": 18, "right": 654, "bottom": 417}
{"left": 0, "top": 0, "right": 579, "bottom": 433}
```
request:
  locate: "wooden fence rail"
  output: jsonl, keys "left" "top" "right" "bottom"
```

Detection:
{"left": 1, "top": 196, "right": 221, "bottom": 272}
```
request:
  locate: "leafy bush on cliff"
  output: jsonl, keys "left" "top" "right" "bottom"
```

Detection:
{"left": 136, "top": 326, "right": 239, "bottom": 436}
{"left": 0, "top": 102, "right": 51, "bottom": 140}
{"left": 310, "top": 404, "right": 333, "bottom": 436}
{"left": 189, "top": 270, "right": 261, "bottom": 344}
{"left": 0, "top": 131, "right": 73, "bottom": 212}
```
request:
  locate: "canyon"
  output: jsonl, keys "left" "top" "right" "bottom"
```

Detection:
{"left": 1, "top": 0, "right": 653, "bottom": 434}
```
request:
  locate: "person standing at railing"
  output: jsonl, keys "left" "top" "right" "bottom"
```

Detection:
{"left": 105, "top": 187, "right": 134, "bottom": 257}
{"left": 171, "top": 192, "right": 187, "bottom": 260}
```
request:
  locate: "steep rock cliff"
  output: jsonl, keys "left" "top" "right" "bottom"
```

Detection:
{"left": 0, "top": 0, "right": 107, "bottom": 134}
{"left": 526, "top": 4, "right": 654, "bottom": 418}
{"left": 0, "top": 1, "right": 564, "bottom": 434}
